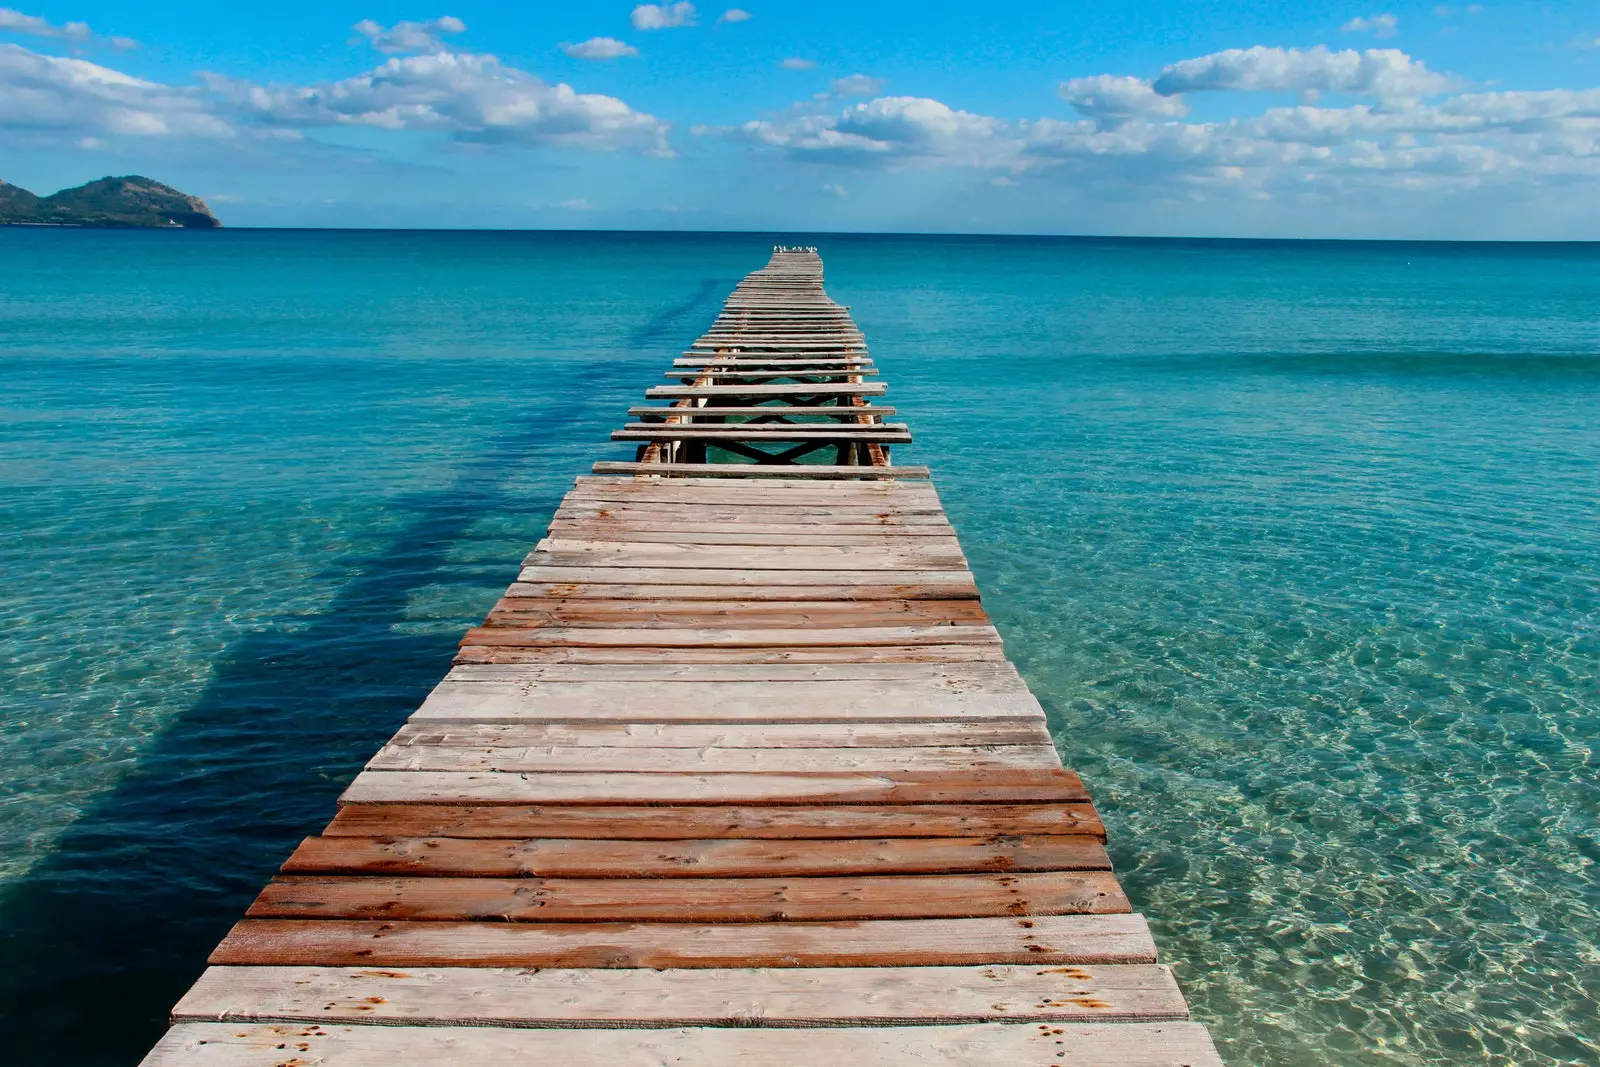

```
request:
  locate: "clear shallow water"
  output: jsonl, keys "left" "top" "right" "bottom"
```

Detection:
{"left": 2, "top": 230, "right": 1597, "bottom": 1065}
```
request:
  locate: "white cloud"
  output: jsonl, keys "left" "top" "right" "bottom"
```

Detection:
{"left": 631, "top": 3, "right": 696, "bottom": 30}
{"left": 352, "top": 16, "right": 465, "bottom": 55}
{"left": 0, "top": 42, "right": 232, "bottom": 137}
{"left": 718, "top": 8, "right": 751, "bottom": 23}
{"left": 0, "top": 28, "right": 672, "bottom": 158}
{"left": 1341, "top": 14, "right": 1399, "bottom": 38}
{"left": 559, "top": 197, "right": 590, "bottom": 210}
{"left": 831, "top": 73, "right": 885, "bottom": 96}
{"left": 717, "top": 56, "right": 1600, "bottom": 212}
{"left": 1152, "top": 46, "right": 1459, "bottom": 101}
{"left": 732, "top": 95, "right": 1015, "bottom": 168}
{"left": 1060, "top": 74, "right": 1188, "bottom": 126}
{"left": 211, "top": 51, "right": 671, "bottom": 153}
{"left": 821, "top": 181, "right": 847, "bottom": 196}
{"left": 0, "top": 7, "right": 87, "bottom": 40}
{"left": 0, "top": 7, "right": 134, "bottom": 49}
{"left": 562, "top": 37, "right": 638, "bottom": 60}
{"left": 780, "top": 57, "right": 817, "bottom": 71}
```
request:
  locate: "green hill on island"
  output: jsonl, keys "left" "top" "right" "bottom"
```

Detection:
{"left": 0, "top": 176, "right": 221, "bottom": 229}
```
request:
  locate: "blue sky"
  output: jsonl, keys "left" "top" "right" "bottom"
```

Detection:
{"left": 4, "top": 1, "right": 1600, "bottom": 236}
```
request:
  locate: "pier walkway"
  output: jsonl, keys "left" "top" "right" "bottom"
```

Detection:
{"left": 143, "top": 250, "right": 1221, "bottom": 1064}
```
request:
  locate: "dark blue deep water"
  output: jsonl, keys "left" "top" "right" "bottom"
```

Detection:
{"left": 2, "top": 230, "right": 1597, "bottom": 1065}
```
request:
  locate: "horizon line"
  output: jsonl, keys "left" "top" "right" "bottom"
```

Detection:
{"left": 13, "top": 225, "right": 1600, "bottom": 246}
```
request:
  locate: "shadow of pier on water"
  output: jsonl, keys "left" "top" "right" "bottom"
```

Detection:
{"left": 0, "top": 274, "right": 734, "bottom": 1066}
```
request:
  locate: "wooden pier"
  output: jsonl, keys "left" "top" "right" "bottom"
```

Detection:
{"left": 142, "top": 250, "right": 1221, "bottom": 1064}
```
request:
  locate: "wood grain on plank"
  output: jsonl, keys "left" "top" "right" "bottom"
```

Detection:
{"left": 504, "top": 581, "right": 981, "bottom": 601}
{"left": 366, "top": 743, "right": 1060, "bottom": 773}
{"left": 408, "top": 682, "right": 1047, "bottom": 724}
{"left": 515, "top": 565, "right": 976, "bottom": 587}
{"left": 339, "top": 768, "right": 1091, "bottom": 806}
{"left": 483, "top": 597, "right": 989, "bottom": 626}
{"left": 282, "top": 835, "right": 1111, "bottom": 878}
{"left": 459, "top": 624, "right": 1002, "bottom": 650}
{"left": 569, "top": 475, "right": 939, "bottom": 497}
{"left": 526, "top": 541, "right": 969, "bottom": 569}
{"left": 453, "top": 644, "right": 1007, "bottom": 666}
{"left": 146, "top": 1021, "right": 1223, "bottom": 1066}
{"left": 626, "top": 405, "right": 899, "bottom": 418}
{"left": 171, "top": 964, "right": 1186, "bottom": 1027}
{"left": 554, "top": 501, "right": 951, "bottom": 518}
{"left": 435, "top": 662, "right": 1024, "bottom": 681}
{"left": 437, "top": 660, "right": 1032, "bottom": 681}
{"left": 248, "top": 870, "right": 1130, "bottom": 921}
{"left": 387, "top": 721, "right": 1052, "bottom": 749}
{"left": 593, "top": 463, "right": 930, "bottom": 479}
{"left": 209, "top": 914, "right": 1159, "bottom": 968}
{"left": 323, "top": 802, "right": 1106, "bottom": 840}
{"left": 542, "top": 530, "right": 960, "bottom": 547}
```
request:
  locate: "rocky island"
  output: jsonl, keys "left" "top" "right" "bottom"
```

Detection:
{"left": 0, "top": 175, "right": 220, "bottom": 228}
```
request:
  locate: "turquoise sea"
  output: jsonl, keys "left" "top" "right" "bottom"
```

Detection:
{"left": 1, "top": 229, "right": 1596, "bottom": 1065}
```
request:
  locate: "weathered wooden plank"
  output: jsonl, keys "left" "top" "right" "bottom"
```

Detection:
{"left": 436, "top": 661, "right": 1030, "bottom": 682}
{"left": 527, "top": 540, "right": 967, "bottom": 568}
{"left": 483, "top": 597, "right": 988, "bottom": 626}
{"left": 516, "top": 565, "right": 975, "bottom": 587}
{"left": 645, "top": 383, "right": 887, "bottom": 398}
{"left": 505, "top": 582, "right": 980, "bottom": 600}
{"left": 171, "top": 963, "right": 1186, "bottom": 1027}
{"left": 435, "top": 662, "right": 1024, "bottom": 681}
{"left": 553, "top": 505, "right": 947, "bottom": 521}
{"left": 627, "top": 405, "right": 897, "bottom": 418}
{"left": 147, "top": 1021, "right": 1223, "bottom": 1066}
{"left": 696, "top": 329, "right": 863, "bottom": 336}
{"left": 478, "top": 607, "right": 994, "bottom": 630}
{"left": 550, "top": 508, "right": 953, "bottom": 524}
{"left": 619, "top": 423, "right": 903, "bottom": 434}
{"left": 545, "top": 527, "right": 960, "bottom": 545}
{"left": 451, "top": 646, "right": 998, "bottom": 662}
{"left": 282, "top": 834, "right": 1109, "bottom": 878}
{"left": 339, "top": 768, "right": 1090, "bottom": 805}
{"left": 453, "top": 644, "right": 1007, "bottom": 665}
{"left": 593, "top": 462, "right": 928, "bottom": 479}
{"left": 558, "top": 493, "right": 932, "bottom": 508}
{"left": 665, "top": 368, "right": 879, "bottom": 379}
{"left": 690, "top": 330, "right": 865, "bottom": 336}
{"left": 525, "top": 555, "right": 974, "bottom": 580}
{"left": 365, "top": 743, "right": 1059, "bottom": 773}
{"left": 612, "top": 428, "right": 910, "bottom": 442}
{"left": 690, "top": 342, "right": 869, "bottom": 351}
{"left": 209, "top": 913, "right": 1159, "bottom": 967}
{"left": 672, "top": 357, "right": 873, "bottom": 366}
{"left": 572, "top": 473, "right": 931, "bottom": 488}
{"left": 409, "top": 682, "right": 1044, "bottom": 724}
{"left": 556, "top": 505, "right": 940, "bottom": 521}
{"left": 249, "top": 870, "right": 1130, "bottom": 921}
{"left": 459, "top": 624, "right": 1002, "bottom": 649}
{"left": 567, "top": 477, "right": 941, "bottom": 502}
{"left": 387, "top": 720, "right": 1049, "bottom": 750}
{"left": 323, "top": 802, "right": 1105, "bottom": 840}
{"left": 560, "top": 498, "right": 941, "bottom": 517}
